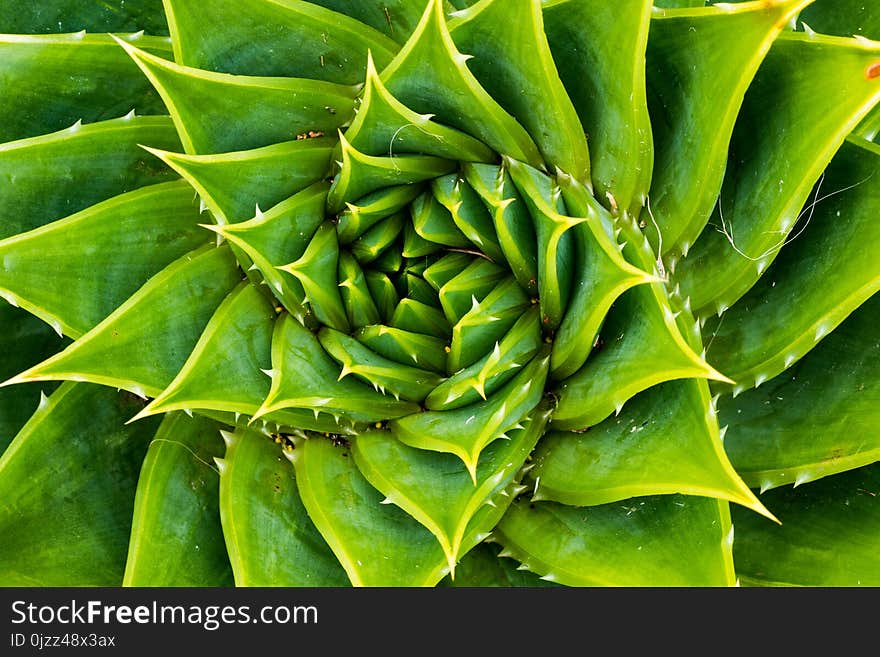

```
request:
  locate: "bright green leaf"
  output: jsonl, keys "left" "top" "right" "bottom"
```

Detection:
{"left": 123, "top": 412, "right": 233, "bottom": 586}
{"left": 4, "top": 244, "right": 242, "bottom": 398}
{"left": 0, "top": 181, "right": 209, "bottom": 339}
{"left": 0, "top": 33, "right": 170, "bottom": 142}
{"left": 218, "top": 428, "right": 350, "bottom": 586}
{"left": 493, "top": 495, "right": 736, "bottom": 586}
{"left": 291, "top": 433, "right": 448, "bottom": 586}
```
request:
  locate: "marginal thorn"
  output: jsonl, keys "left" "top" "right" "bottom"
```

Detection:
{"left": 219, "top": 430, "right": 236, "bottom": 448}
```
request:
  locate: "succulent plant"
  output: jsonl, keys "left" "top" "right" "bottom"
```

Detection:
{"left": 1, "top": 0, "right": 878, "bottom": 588}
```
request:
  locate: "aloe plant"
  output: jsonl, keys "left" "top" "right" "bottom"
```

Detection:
{"left": 0, "top": 0, "right": 878, "bottom": 588}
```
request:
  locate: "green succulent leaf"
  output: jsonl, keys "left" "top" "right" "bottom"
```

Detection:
{"left": 0, "top": 115, "right": 180, "bottom": 239}
{"left": 256, "top": 314, "right": 421, "bottom": 424}
{"left": 732, "top": 463, "right": 880, "bottom": 586}
{"left": 306, "top": 0, "right": 447, "bottom": 44}
{"left": 531, "top": 378, "right": 771, "bottom": 520}
{"left": 798, "top": 1, "right": 879, "bottom": 141}
{"left": 344, "top": 52, "right": 495, "bottom": 162}
{"left": 0, "top": 181, "right": 208, "bottom": 338}
{"left": 278, "top": 222, "right": 352, "bottom": 331}
{"left": 493, "top": 495, "right": 736, "bottom": 587}
{"left": 410, "top": 192, "right": 471, "bottom": 248}
{"left": 290, "top": 433, "right": 449, "bottom": 586}
{"left": 1, "top": 0, "right": 878, "bottom": 590}
{"left": 798, "top": 0, "right": 879, "bottom": 39}
{"left": 653, "top": 0, "right": 706, "bottom": 7}
{"left": 547, "top": 173, "right": 659, "bottom": 380}
{"left": 328, "top": 134, "right": 456, "bottom": 213}
{"left": 440, "top": 542, "right": 560, "bottom": 587}
{"left": 354, "top": 324, "right": 449, "bottom": 374}
{"left": 390, "top": 297, "right": 449, "bottom": 338}
{"left": 390, "top": 349, "right": 550, "bottom": 481}
{"left": 542, "top": 0, "right": 654, "bottom": 216}
{"left": 857, "top": 107, "right": 880, "bottom": 142}
{"left": 142, "top": 138, "right": 333, "bottom": 226}
{"left": 703, "top": 136, "right": 880, "bottom": 390}
{"left": 0, "top": 305, "right": 64, "bottom": 453}
{"left": 449, "top": 0, "right": 590, "bottom": 181}
{"left": 380, "top": 0, "right": 542, "bottom": 167}
{"left": 4, "top": 244, "right": 241, "bottom": 398}
{"left": 218, "top": 428, "right": 350, "bottom": 586}
{"left": 437, "top": 257, "right": 507, "bottom": 325}
{"left": 0, "top": 383, "right": 160, "bottom": 585}
{"left": 116, "top": 38, "right": 358, "bottom": 154}
{"left": 505, "top": 159, "right": 578, "bottom": 331}
{"left": 676, "top": 31, "right": 880, "bottom": 316}
{"left": 461, "top": 163, "right": 539, "bottom": 295}
{"left": 432, "top": 173, "right": 506, "bottom": 264}
{"left": 320, "top": 327, "right": 443, "bottom": 402}
{"left": 0, "top": 33, "right": 170, "bottom": 142}
{"left": 132, "top": 282, "right": 274, "bottom": 421}
{"left": 353, "top": 406, "right": 550, "bottom": 572}
{"left": 0, "top": 0, "right": 168, "bottom": 35}
{"left": 162, "top": 0, "right": 398, "bottom": 83}
{"left": 426, "top": 305, "right": 543, "bottom": 410}
{"left": 123, "top": 412, "right": 232, "bottom": 586}
{"left": 209, "top": 183, "right": 328, "bottom": 322}
{"left": 719, "top": 291, "right": 880, "bottom": 492}
{"left": 645, "top": 0, "right": 814, "bottom": 257}
{"left": 337, "top": 252, "right": 383, "bottom": 327}
{"left": 338, "top": 184, "right": 425, "bottom": 243}
{"left": 550, "top": 172, "right": 732, "bottom": 428}
{"left": 447, "top": 277, "right": 530, "bottom": 373}
{"left": 551, "top": 284, "right": 730, "bottom": 430}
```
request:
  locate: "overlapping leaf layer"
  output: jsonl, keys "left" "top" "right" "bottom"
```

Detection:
{"left": 0, "top": 0, "right": 878, "bottom": 586}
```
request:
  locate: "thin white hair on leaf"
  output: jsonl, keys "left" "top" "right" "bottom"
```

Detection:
{"left": 714, "top": 170, "right": 873, "bottom": 262}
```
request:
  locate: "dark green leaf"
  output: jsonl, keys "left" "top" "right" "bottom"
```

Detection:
{"left": 0, "top": 304, "right": 64, "bottom": 453}
{"left": 450, "top": 0, "right": 589, "bottom": 180}
{"left": 732, "top": 463, "right": 880, "bottom": 586}
{"left": 703, "top": 137, "right": 880, "bottom": 390}
{"left": 719, "top": 291, "right": 880, "bottom": 492}
{"left": 0, "top": 0, "right": 168, "bottom": 35}
{"left": 0, "top": 383, "right": 159, "bottom": 585}
{"left": 543, "top": 0, "right": 654, "bottom": 216}
{"left": 676, "top": 32, "right": 880, "bottom": 316}
{"left": 645, "top": 0, "right": 813, "bottom": 257}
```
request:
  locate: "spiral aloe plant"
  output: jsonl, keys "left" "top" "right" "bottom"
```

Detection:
{"left": 0, "top": 0, "right": 878, "bottom": 588}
